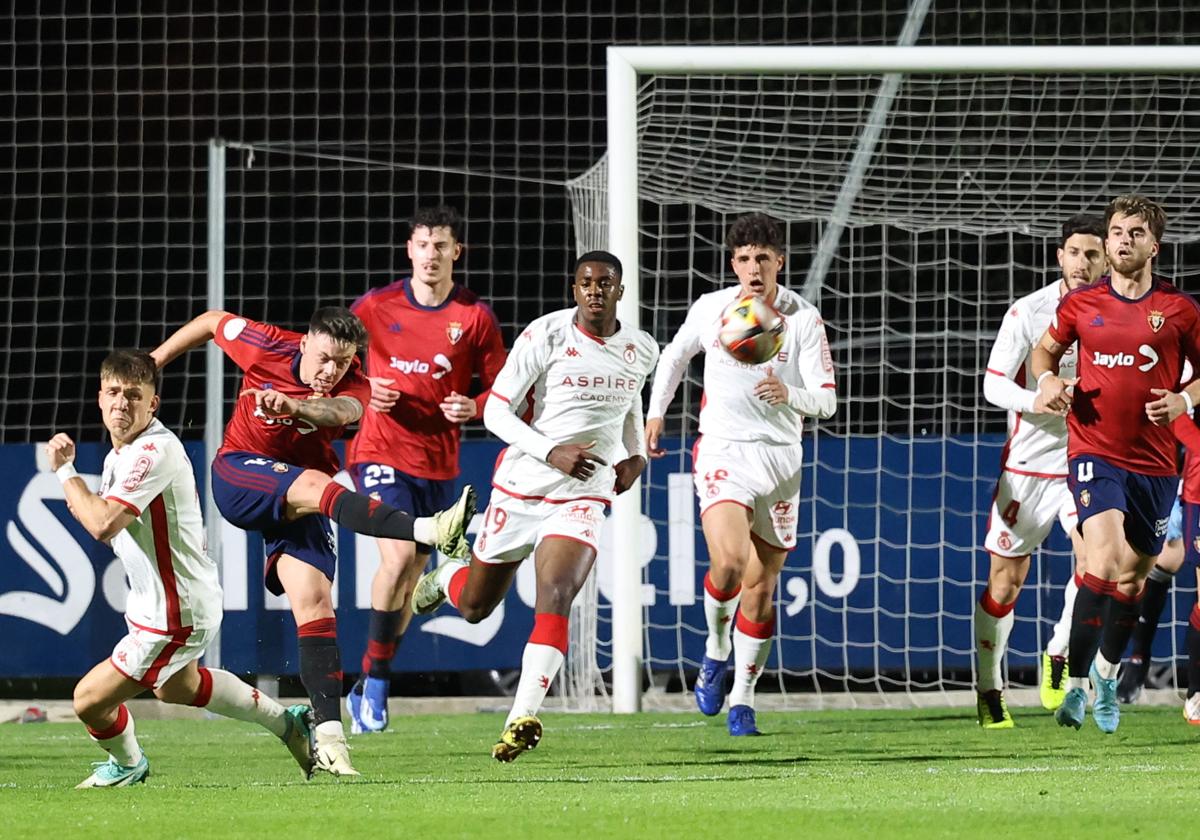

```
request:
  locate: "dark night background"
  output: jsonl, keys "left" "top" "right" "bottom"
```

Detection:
{"left": 4, "top": 2, "right": 1200, "bottom": 444}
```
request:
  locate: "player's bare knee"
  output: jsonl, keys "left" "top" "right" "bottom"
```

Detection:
{"left": 72, "top": 683, "right": 109, "bottom": 721}
{"left": 457, "top": 600, "right": 493, "bottom": 624}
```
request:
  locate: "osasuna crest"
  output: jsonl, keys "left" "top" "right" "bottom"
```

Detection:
{"left": 1079, "top": 489, "right": 1091, "bottom": 508}
{"left": 1193, "top": 535, "right": 1200, "bottom": 554}
{"left": 446, "top": 321, "right": 464, "bottom": 344}
{"left": 1148, "top": 310, "right": 1165, "bottom": 333}
{"left": 623, "top": 343, "right": 636, "bottom": 364}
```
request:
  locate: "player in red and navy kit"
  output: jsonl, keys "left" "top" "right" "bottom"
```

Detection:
{"left": 1033, "top": 194, "right": 1200, "bottom": 732}
{"left": 151, "top": 306, "right": 476, "bottom": 775}
{"left": 345, "top": 206, "right": 506, "bottom": 735}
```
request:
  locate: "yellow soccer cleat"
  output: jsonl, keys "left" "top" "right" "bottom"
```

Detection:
{"left": 1040, "top": 651, "right": 1068, "bottom": 710}
{"left": 977, "top": 689, "right": 1015, "bottom": 729}
{"left": 492, "top": 715, "right": 543, "bottom": 763}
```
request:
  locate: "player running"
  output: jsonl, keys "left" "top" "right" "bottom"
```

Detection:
{"left": 151, "top": 307, "right": 476, "bottom": 775}
{"left": 345, "top": 206, "right": 506, "bottom": 735}
{"left": 411, "top": 251, "right": 658, "bottom": 762}
{"left": 1033, "top": 194, "right": 1200, "bottom": 733}
{"left": 645, "top": 213, "right": 837, "bottom": 736}
{"left": 50, "top": 350, "right": 314, "bottom": 788}
{"left": 974, "top": 214, "right": 1106, "bottom": 728}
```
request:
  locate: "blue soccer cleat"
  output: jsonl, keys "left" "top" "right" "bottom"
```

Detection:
{"left": 75, "top": 755, "right": 150, "bottom": 789}
{"left": 694, "top": 656, "right": 729, "bottom": 716}
{"left": 1055, "top": 686, "right": 1088, "bottom": 730}
{"left": 727, "top": 704, "right": 761, "bottom": 736}
{"left": 346, "top": 676, "right": 388, "bottom": 734}
{"left": 1090, "top": 662, "right": 1120, "bottom": 734}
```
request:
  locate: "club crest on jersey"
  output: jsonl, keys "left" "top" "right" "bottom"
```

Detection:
{"left": 446, "top": 321, "right": 463, "bottom": 344}
{"left": 1148, "top": 310, "right": 1165, "bottom": 333}
{"left": 998, "top": 531, "right": 1013, "bottom": 551}
{"left": 1079, "top": 489, "right": 1091, "bottom": 508}
{"left": 123, "top": 454, "right": 154, "bottom": 491}
{"left": 271, "top": 462, "right": 289, "bottom": 473}
{"left": 1194, "top": 535, "right": 1200, "bottom": 554}
{"left": 624, "top": 343, "right": 636, "bottom": 364}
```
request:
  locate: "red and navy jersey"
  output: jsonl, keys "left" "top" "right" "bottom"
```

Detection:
{"left": 348, "top": 278, "right": 507, "bottom": 479}
{"left": 214, "top": 313, "right": 371, "bottom": 475}
{"left": 1049, "top": 276, "right": 1200, "bottom": 476}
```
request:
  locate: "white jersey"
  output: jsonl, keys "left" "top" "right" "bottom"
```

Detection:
{"left": 485, "top": 308, "right": 660, "bottom": 502}
{"left": 100, "top": 418, "right": 221, "bottom": 632}
{"left": 647, "top": 285, "right": 836, "bottom": 444}
{"left": 984, "top": 281, "right": 1077, "bottom": 477}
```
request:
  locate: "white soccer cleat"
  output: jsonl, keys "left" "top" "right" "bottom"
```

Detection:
{"left": 431, "top": 485, "right": 477, "bottom": 560}
{"left": 313, "top": 731, "right": 361, "bottom": 777}
{"left": 1184, "top": 693, "right": 1200, "bottom": 725}
{"left": 412, "top": 559, "right": 466, "bottom": 615}
{"left": 280, "top": 705, "right": 316, "bottom": 779}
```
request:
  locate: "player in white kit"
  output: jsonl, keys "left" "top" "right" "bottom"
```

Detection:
{"left": 46, "top": 350, "right": 315, "bottom": 788}
{"left": 645, "top": 213, "right": 837, "bottom": 736}
{"left": 412, "top": 251, "right": 659, "bottom": 762}
{"left": 974, "top": 214, "right": 1106, "bottom": 728}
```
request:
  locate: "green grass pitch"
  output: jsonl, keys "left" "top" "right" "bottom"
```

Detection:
{"left": 2, "top": 706, "right": 1198, "bottom": 839}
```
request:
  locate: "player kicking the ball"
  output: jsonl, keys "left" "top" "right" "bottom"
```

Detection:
{"left": 974, "top": 214, "right": 1106, "bottom": 728}
{"left": 50, "top": 350, "right": 314, "bottom": 788}
{"left": 645, "top": 213, "right": 837, "bottom": 736}
{"left": 411, "top": 251, "right": 658, "bottom": 762}
{"left": 152, "top": 307, "right": 476, "bottom": 775}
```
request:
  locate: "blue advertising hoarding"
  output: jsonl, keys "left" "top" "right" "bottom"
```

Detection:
{"left": 0, "top": 435, "right": 1176, "bottom": 679}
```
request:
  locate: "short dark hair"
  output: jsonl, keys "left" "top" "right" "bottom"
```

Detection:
{"left": 309, "top": 306, "right": 368, "bottom": 350}
{"left": 1060, "top": 213, "right": 1106, "bottom": 247}
{"left": 100, "top": 349, "right": 161, "bottom": 394}
{"left": 574, "top": 250, "right": 622, "bottom": 279}
{"left": 1105, "top": 194, "right": 1166, "bottom": 242}
{"left": 409, "top": 205, "right": 463, "bottom": 241}
{"left": 725, "top": 212, "right": 785, "bottom": 253}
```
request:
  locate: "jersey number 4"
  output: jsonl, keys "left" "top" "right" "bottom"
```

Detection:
{"left": 1000, "top": 500, "right": 1020, "bottom": 528}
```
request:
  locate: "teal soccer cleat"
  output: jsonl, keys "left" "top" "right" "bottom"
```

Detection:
{"left": 1055, "top": 686, "right": 1088, "bottom": 730}
{"left": 1090, "top": 662, "right": 1120, "bottom": 734}
{"left": 75, "top": 755, "right": 150, "bottom": 789}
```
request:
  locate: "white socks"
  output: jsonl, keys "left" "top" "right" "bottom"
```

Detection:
{"left": 87, "top": 704, "right": 142, "bottom": 766}
{"left": 1046, "top": 574, "right": 1080, "bottom": 658}
{"left": 975, "top": 595, "right": 1015, "bottom": 693}
{"left": 727, "top": 613, "right": 774, "bottom": 709}
{"left": 506, "top": 643, "right": 565, "bottom": 728}
{"left": 195, "top": 668, "right": 287, "bottom": 738}
{"left": 703, "top": 573, "right": 742, "bottom": 661}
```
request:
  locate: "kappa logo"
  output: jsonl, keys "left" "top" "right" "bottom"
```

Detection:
{"left": 387, "top": 322, "right": 403, "bottom": 333}
{"left": 142, "top": 443, "right": 157, "bottom": 452}
{"left": 538, "top": 675, "right": 550, "bottom": 689}
{"left": 1090, "top": 315, "right": 1105, "bottom": 327}
{"left": 565, "top": 347, "right": 580, "bottom": 358}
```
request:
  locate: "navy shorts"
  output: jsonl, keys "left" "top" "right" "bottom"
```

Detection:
{"left": 348, "top": 462, "right": 456, "bottom": 553}
{"left": 1067, "top": 455, "right": 1176, "bottom": 557}
{"left": 1183, "top": 500, "right": 1200, "bottom": 568}
{"left": 211, "top": 451, "right": 336, "bottom": 596}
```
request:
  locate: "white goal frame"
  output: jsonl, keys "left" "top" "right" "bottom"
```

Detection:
{"left": 605, "top": 45, "right": 1200, "bottom": 713}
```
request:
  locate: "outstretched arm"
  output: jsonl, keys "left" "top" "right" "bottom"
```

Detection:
{"left": 151, "top": 310, "right": 228, "bottom": 368}
{"left": 241, "top": 388, "right": 364, "bottom": 428}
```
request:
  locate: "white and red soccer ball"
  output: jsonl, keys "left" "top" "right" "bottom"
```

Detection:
{"left": 718, "top": 294, "right": 785, "bottom": 365}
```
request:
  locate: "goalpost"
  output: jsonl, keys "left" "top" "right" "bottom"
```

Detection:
{"left": 595, "top": 46, "right": 1200, "bottom": 713}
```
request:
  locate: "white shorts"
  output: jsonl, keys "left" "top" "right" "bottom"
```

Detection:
{"left": 472, "top": 487, "right": 607, "bottom": 565}
{"left": 109, "top": 618, "right": 217, "bottom": 690}
{"left": 983, "top": 471, "right": 1077, "bottom": 558}
{"left": 693, "top": 437, "right": 804, "bottom": 550}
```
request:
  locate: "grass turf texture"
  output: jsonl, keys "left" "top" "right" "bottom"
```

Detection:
{"left": 2, "top": 706, "right": 1198, "bottom": 839}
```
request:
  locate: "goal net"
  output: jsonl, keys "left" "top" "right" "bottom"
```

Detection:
{"left": 569, "top": 56, "right": 1200, "bottom": 707}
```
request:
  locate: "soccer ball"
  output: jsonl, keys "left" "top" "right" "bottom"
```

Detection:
{"left": 718, "top": 295, "right": 785, "bottom": 365}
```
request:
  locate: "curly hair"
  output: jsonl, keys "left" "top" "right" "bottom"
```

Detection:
{"left": 409, "top": 205, "right": 464, "bottom": 240}
{"left": 724, "top": 212, "right": 785, "bottom": 252}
